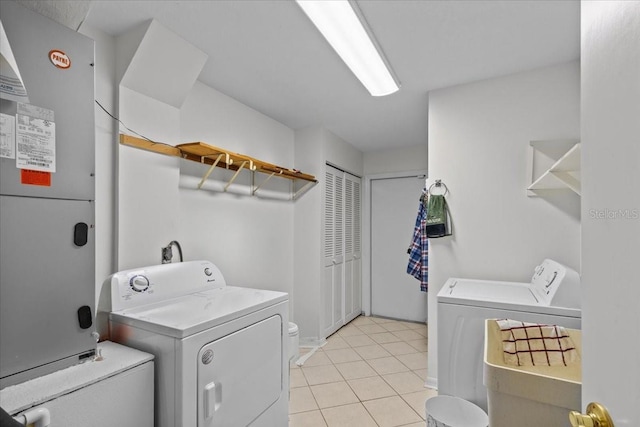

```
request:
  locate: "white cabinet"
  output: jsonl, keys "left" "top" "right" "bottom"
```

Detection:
{"left": 323, "top": 165, "right": 362, "bottom": 337}
{"left": 1, "top": 342, "right": 154, "bottom": 427}
{"left": 527, "top": 140, "right": 581, "bottom": 196}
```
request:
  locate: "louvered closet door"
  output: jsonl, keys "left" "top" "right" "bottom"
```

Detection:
{"left": 324, "top": 165, "right": 345, "bottom": 336}
{"left": 324, "top": 165, "right": 362, "bottom": 337}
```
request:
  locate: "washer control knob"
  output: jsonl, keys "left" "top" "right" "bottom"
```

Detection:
{"left": 130, "top": 275, "right": 150, "bottom": 292}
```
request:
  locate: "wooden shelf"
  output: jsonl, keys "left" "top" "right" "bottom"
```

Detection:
{"left": 120, "top": 134, "right": 317, "bottom": 199}
{"left": 527, "top": 140, "right": 581, "bottom": 196}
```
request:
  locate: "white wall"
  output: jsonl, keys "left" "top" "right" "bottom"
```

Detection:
{"left": 293, "top": 127, "right": 325, "bottom": 342}
{"left": 363, "top": 145, "right": 428, "bottom": 176}
{"left": 293, "top": 126, "right": 364, "bottom": 343}
{"left": 581, "top": 2, "right": 640, "bottom": 423}
{"left": 427, "top": 61, "right": 581, "bottom": 387}
{"left": 179, "top": 81, "right": 295, "bottom": 295}
{"left": 83, "top": 23, "right": 304, "bottom": 334}
{"left": 77, "top": 25, "right": 117, "bottom": 310}
{"left": 117, "top": 86, "right": 181, "bottom": 270}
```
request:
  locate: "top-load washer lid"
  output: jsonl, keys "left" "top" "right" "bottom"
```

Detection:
{"left": 440, "top": 279, "right": 539, "bottom": 305}
{"left": 110, "top": 286, "right": 288, "bottom": 339}
{"left": 437, "top": 259, "right": 581, "bottom": 316}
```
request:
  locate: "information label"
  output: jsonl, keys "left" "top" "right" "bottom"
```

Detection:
{"left": 0, "top": 112, "right": 15, "bottom": 159}
{"left": 15, "top": 102, "right": 55, "bottom": 172}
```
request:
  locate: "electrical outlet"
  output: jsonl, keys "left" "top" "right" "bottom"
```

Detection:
{"left": 161, "top": 246, "right": 173, "bottom": 264}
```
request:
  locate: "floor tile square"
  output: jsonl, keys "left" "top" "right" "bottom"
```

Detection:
{"left": 348, "top": 376, "right": 397, "bottom": 401}
{"left": 321, "top": 403, "right": 378, "bottom": 427}
{"left": 310, "top": 381, "right": 359, "bottom": 409}
{"left": 370, "top": 332, "right": 403, "bottom": 344}
{"left": 353, "top": 344, "right": 392, "bottom": 360}
{"left": 401, "top": 321, "right": 425, "bottom": 330}
{"left": 302, "top": 364, "right": 344, "bottom": 385}
{"left": 412, "top": 326, "right": 428, "bottom": 337}
{"left": 396, "top": 352, "right": 427, "bottom": 370}
{"left": 334, "top": 360, "right": 378, "bottom": 380}
{"left": 406, "top": 339, "right": 428, "bottom": 352}
{"left": 367, "top": 356, "right": 410, "bottom": 375}
{"left": 357, "top": 323, "right": 388, "bottom": 334}
{"left": 363, "top": 396, "right": 422, "bottom": 427}
{"left": 381, "top": 341, "right": 419, "bottom": 356}
{"left": 302, "top": 350, "right": 333, "bottom": 367}
{"left": 381, "top": 322, "right": 410, "bottom": 332}
{"left": 290, "top": 386, "right": 319, "bottom": 414}
{"left": 392, "top": 329, "right": 425, "bottom": 342}
{"left": 289, "top": 410, "right": 327, "bottom": 427}
{"left": 337, "top": 324, "right": 365, "bottom": 337}
{"left": 412, "top": 369, "right": 428, "bottom": 381}
{"left": 324, "top": 348, "right": 362, "bottom": 364}
{"left": 343, "top": 334, "right": 376, "bottom": 347}
{"left": 352, "top": 316, "right": 376, "bottom": 326}
{"left": 370, "top": 317, "right": 396, "bottom": 324}
{"left": 323, "top": 335, "right": 351, "bottom": 351}
{"left": 382, "top": 371, "right": 426, "bottom": 394}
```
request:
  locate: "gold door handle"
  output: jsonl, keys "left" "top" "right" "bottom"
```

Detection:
{"left": 569, "top": 402, "right": 614, "bottom": 427}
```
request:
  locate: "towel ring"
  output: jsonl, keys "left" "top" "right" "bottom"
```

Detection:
{"left": 428, "top": 180, "right": 448, "bottom": 196}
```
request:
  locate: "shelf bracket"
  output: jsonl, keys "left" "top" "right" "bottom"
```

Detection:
{"left": 197, "top": 154, "right": 225, "bottom": 189}
{"left": 293, "top": 180, "right": 316, "bottom": 200}
{"left": 252, "top": 170, "right": 283, "bottom": 195}
{"left": 224, "top": 160, "right": 247, "bottom": 191}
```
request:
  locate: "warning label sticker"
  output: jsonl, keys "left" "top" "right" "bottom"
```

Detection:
{"left": 21, "top": 169, "right": 51, "bottom": 186}
{"left": 15, "top": 102, "right": 55, "bottom": 172}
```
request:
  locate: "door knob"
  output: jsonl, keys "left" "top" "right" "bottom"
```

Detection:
{"left": 569, "top": 402, "right": 614, "bottom": 427}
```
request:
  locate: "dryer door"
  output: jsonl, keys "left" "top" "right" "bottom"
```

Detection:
{"left": 197, "top": 314, "right": 283, "bottom": 426}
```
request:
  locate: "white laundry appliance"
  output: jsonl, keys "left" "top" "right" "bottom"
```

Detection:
{"left": 437, "top": 259, "right": 581, "bottom": 411}
{"left": 106, "top": 260, "right": 289, "bottom": 427}
{"left": 1, "top": 342, "right": 154, "bottom": 427}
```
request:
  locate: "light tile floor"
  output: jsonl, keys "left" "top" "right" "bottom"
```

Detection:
{"left": 289, "top": 315, "right": 438, "bottom": 427}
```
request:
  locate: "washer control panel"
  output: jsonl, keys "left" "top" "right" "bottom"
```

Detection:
{"left": 530, "top": 259, "right": 580, "bottom": 308}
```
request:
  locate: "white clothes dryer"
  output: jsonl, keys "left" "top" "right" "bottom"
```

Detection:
{"left": 437, "top": 259, "right": 581, "bottom": 411}
{"left": 105, "top": 260, "right": 289, "bottom": 427}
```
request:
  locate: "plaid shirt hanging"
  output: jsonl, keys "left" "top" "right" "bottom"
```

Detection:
{"left": 407, "top": 191, "right": 428, "bottom": 292}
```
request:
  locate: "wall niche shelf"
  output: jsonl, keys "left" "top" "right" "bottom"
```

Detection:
{"left": 527, "top": 140, "right": 581, "bottom": 196}
{"left": 120, "top": 134, "right": 317, "bottom": 200}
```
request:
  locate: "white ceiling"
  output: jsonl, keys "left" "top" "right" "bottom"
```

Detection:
{"left": 76, "top": 1, "right": 579, "bottom": 152}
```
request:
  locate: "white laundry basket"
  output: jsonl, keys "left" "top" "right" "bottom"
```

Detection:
{"left": 288, "top": 322, "right": 299, "bottom": 364}
{"left": 425, "top": 396, "right": 488, "bottom": 427}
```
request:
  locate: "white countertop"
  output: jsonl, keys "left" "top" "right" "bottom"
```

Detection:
{"left": 0, "top": 341, "right": 154, "bottom": 414}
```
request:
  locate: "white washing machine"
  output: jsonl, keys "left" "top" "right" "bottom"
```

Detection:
{"left": 437, "top": 259, "right": 581, "bottom": 411}
{"left": 106, "top": 260, "right": 289, "bottom": 427}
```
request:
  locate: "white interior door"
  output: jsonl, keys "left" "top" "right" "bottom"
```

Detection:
{"left": 371, "top": 176, "right": 428, "bottom": 322}
{"left": 581, "top": 2, "right": 640, "bottom": 425}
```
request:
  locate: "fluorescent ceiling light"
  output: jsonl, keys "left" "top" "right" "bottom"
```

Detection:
{"left": 296, "top": 0, "right": 400, "bottom": 96}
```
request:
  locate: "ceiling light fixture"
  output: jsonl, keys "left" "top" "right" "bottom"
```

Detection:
{"left": 296, "top": 0, "right": 400, "bottom": 97}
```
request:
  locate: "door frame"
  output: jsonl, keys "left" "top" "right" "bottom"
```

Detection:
{"left": 362, "top": 169, "right": 428, "bottom": 316}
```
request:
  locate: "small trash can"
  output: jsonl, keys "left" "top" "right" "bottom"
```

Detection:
{"left": 288, "top": 322, "right": 299, "bottom": 364}
{"left": 425, "top": 396, "right": 488, "bottom": 427}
